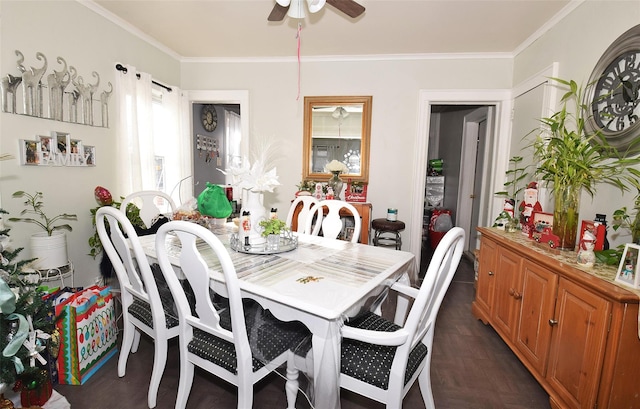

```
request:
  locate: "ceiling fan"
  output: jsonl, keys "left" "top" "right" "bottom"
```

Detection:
{"left": 268, "top": 0, "right": 365, "bottom": 21}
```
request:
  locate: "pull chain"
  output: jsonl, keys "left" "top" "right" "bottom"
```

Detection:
{"left": 296, "top": 22, "right": 302, "bottom": 100}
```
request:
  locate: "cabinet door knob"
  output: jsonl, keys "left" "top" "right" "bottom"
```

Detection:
{"left": 513, "top": 292, "right": 522, "bottom": 300}
{"left": 548, "top": 319, "right": 558, "bottom": 326}
{"left": 488, "top": 270, "right": 494, "bottom": 276}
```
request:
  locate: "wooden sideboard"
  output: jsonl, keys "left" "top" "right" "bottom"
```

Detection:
{"left": 472, "top": 227, "right": 640, "bottom": 409}
{"left": 290, "top": 201, "right": 372, "bottom": 244}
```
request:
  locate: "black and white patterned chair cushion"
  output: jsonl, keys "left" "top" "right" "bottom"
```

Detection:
{"left": 341, "top": 311, "right": 428, "bottom": 390}
{"left": 188, "top": 299, "right": 310, "bottom": 375}
{"left": 128, "top": 299, "right": 179, "bottom": 329}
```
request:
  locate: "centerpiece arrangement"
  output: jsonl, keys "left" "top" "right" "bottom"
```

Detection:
{"left": 324, "top": 159, "right": 349, "bottom": 199}
{"left": 219, "top": 139, "right": 281, "bottom": 246}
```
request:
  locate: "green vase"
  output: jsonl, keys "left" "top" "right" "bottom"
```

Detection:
{"left": 552, "top": 184, "right": 581, "bottom": 250}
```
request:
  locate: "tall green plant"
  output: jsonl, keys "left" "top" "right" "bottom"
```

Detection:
{"left": 495, "top": 156, "right": 529, "bottom": 212}
{"left": 533, "top": 78, "right": 640, "bottom": 196}
{"left": 9, "top": 191, "right": 77, "bottom": 236}
{"left": 532, "top": 78, "right": 640, "bottom": 249}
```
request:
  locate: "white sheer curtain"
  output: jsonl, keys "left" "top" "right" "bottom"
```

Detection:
{"left": 115, "top": 64, "right": 191, "bottom": 204}
{"left": 162, "top": 88, "right": 192, "bottom": 204}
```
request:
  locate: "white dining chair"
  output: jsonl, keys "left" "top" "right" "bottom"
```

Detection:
{"left": 285, "top": 196, "right": 319, "bottom": 233}
{"left": 154, "top": 221, "right": 310, "bottom": 409}
{"left": 286, "top": 227, "right": 465, "bottom": 409}
{"left": 120, "top": 190, "right": 177, "bottom": 228}
{"left": 96, "top": 206, "right": 180, "bottom": 409}
{"left": 303, "top": 200, "right": 361, "bottom": 243}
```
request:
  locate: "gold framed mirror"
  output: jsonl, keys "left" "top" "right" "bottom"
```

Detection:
{"left": 303, "top": 96, "right": 372, "bottom": 183}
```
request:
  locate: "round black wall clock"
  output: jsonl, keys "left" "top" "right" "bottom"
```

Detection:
{"left": 201, "top": 104, "right": 218, "bottom": 132}
{"left": 585, "top": 24, "right": 640, "bottom": 155}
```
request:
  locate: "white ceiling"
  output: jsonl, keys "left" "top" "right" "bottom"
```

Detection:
{"left": 87, "top": 0, "right": 577, "bottom": 60}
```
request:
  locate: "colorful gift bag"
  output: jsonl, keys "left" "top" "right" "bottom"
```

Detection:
{"left": 55, "top": 286, "right": 118, "bottom": 385}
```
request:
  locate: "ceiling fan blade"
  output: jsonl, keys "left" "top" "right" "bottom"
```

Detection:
{"left": 326, "top": 0, "right": 365, "bottom": 18}
{"left": 268, "top": 3, "right": 289, "bottom": 21}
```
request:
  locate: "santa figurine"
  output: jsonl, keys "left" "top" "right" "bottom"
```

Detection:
{"left": 519, "top": 182, "right": 542, "bottom": 235}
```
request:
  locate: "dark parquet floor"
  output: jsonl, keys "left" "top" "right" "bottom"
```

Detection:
{"left": 55, "top": 240, "right": 550, "bottom": 408}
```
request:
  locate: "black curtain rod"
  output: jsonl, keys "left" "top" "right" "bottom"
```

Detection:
{"left": 115, "top": 63, "right": 172, "bottom": 93}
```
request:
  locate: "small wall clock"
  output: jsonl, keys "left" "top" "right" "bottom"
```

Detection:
{"left": 585, "top": 24, "right": 640, "bottom": 155}
{"left": 201, "top": 104, "right": 218, "bottom": 132}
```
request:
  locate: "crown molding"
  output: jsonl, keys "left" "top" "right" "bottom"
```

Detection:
{"left": 513, "top": 0, "right": 585, "bottom": 57}
{"left": 180, "top": 52, "right": 514, "bottom": 64}
{"left": 79, "top": 0, "right": 182, "bottom": 61}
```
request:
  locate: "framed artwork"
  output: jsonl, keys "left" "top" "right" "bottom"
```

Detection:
{"left": 20, "top": 139, "right": 40, "bottom": 165}
{"left": 615, "top": 243, "right": 640, "bottom": 289}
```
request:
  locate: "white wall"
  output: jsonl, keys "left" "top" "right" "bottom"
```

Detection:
{"left": 0, "top": 1, "right": 180, "bottom": 287}
{"left": 513, "top": 1, "right": 640, "bottom": 247}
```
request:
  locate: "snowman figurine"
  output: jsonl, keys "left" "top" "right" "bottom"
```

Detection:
{"left": 577, "top": 229, "right": 597, "bottom": 268}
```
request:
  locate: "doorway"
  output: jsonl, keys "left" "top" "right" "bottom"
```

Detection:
{"left": 425, "top": 105, "right": 492, "bottom": 257}
{"left": 409, "top": 89, "right": 513, "bottom": 269}
{"left": 185, "top": 90, "right": 250, "bottom": 203}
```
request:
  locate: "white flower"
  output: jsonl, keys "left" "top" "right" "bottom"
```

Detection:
{"left": 325, "top": 159, "right": 349, "bottom": 174}
{"left": 218, "top": 138, "right": 281, "bottom": 193}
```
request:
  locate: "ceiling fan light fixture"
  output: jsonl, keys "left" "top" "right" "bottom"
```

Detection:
{"left": 308, "top": 0, "right": 327, "bottom": 13}
{"left": 287, "top": 0, "right": 306, "bottom": 19}
{"left": 332, "top": 106, "right": 349, "bottom": 119}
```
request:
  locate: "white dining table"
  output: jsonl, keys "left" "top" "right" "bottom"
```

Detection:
{"left": 138, "top": 224, "right": 417, "bottom": 409}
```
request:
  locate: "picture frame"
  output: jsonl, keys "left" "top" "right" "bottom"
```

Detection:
{"left": 529, "top": 211, "right": 554, "bottom": 240}
{"left": 345, "top": 182, "right": 368, "bottom": 202}
{"left": 39, "top": 135, "right": 53, "bottom": 162}
{"left": 55, "top": 132, "right": 70, "bottom": 154}
{"left": 84, "top": 145, "right": 96, "bottom": 166}
{"left": 615, "top": 243, "right": 640, "bottom": 289}
{"left": 344, "top": 227, "right": 355, "bottom": 242}
{"left": 20, "top": 139, "right": 40, "bottom": 165}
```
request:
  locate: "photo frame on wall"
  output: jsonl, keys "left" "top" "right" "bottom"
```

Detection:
{"left": 84, "top": 145, "right": 96, "bottom": 166}
{"left": 615, "top": 243, "right": 640, "bottom": 289}
{"left": 39, "top": 135, "right": 53, "bottom": 161}
{"left": 56, "top": 132, "right": 70, "bottom": 154}
{"left": 18, "top": 131, "right": 96, "bottom": 167}
{"left": 20, "top": 139, "right": 40, "bottom": 165}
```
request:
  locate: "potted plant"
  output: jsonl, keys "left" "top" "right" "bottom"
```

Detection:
{"left": 494, "top": 155, "right": 529, "bottom": 231}
{"left": 259, "top": 218, "right": 289, "bottom": 250}
{"left": 532, "top": 78, "right": 640, "bottom": 250}
{"left": 9, "top": 191, "right": 77, "bottom": 269}
{"left": 612, "top": 190, "right": 640, "bottom": 244}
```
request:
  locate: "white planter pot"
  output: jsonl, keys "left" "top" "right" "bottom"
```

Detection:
{"left": 30, "top": 230, "right": 68, "bottom": 270}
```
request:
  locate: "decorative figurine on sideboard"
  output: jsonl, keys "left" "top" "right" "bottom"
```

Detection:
{"left": 519, "top": 182, "right": 542, "bottom": 236}
{"left": 577, "top": 229, "right": 597, "bottom": 268}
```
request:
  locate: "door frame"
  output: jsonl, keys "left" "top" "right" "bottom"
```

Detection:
{"left": 456, "top": 106, "right": 492, "bottom": 255}
{"left": 410, "top": 89, "right": 513, "bottom": 268}
{"left": 185, "top": 90, "right": 250, "bottom": 199}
